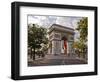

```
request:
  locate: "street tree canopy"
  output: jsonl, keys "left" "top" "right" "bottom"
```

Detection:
{"left": 74, "top": 17, "right": 88, "bottom": 55}
{"left": 76, "top": 17, "right": 88, "bottom": 42}
{"left": 28, "top": 24, "right": 48, "bottom": 60}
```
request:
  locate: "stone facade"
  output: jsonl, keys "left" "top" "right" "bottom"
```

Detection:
{"left": 48, "top": 24, "right": 75, "bottom": 55}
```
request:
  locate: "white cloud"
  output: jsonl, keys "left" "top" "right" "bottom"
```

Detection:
{"left": 56, "top": 16, "right": 82, "bottom": 29}
{"left": 28, "top": 15, "right": 82, "bottom": 29}
{"left": 56, "top": 17, "right": 73, "bottom": 28}
{"left": 28, "top": 15, "right": 40, "bottom": 24}
{"left": 28, "top": 15, "right": 83, "bottom": 40}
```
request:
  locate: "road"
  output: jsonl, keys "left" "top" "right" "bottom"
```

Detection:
{"left": 28, "top": 57, "right": 87, "bottom": 66}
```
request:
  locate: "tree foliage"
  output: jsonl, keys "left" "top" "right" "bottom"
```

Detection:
{"left": 28, "top": 24, "right": 48, "bottom": 60}
{"left": 74, "top": 17, "right": 88, "bottom": 56}
{"left": 76, "top": 17, "right": 88, "bottom": 42}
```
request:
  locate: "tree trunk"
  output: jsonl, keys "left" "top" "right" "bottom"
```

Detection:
{"left": 30, "top": 47, "right": 32, "bottom": 59}
{"left": 33, "top": 48, "right": 35, "bottom": 60}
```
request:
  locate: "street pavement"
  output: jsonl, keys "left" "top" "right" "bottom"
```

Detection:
{"left": 28, "top": 54, "right": 87, "bottom": 66}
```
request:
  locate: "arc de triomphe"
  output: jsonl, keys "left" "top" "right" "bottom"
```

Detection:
{"left": 48, "top": 24, "right": 75, "bottom": 56}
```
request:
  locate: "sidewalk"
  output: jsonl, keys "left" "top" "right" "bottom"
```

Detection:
{"left": 28, "top": 54, "right": 87, "bottom": 63}
{"left": 45, "top": 54, "right": 76, "bottom": 59}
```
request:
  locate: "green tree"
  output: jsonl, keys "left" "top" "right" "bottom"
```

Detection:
{"left": 28, "top": 24, "right": 48, "bottom": 60}
{"left": 74, "top": 17, "right": 88, "bottom": 58}
{"left": 76, "top": 17, "right": 88, "bottom": 42}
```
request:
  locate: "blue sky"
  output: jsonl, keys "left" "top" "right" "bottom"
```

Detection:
{"left": 28, "top": 15, "right": 83, "bottom": 40}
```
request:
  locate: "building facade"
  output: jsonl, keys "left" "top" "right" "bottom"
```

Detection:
{"left": 48, "top": 24, "right": 75, "bottom": 56}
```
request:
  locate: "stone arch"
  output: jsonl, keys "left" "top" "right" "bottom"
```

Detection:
{"left": 61, "top": 36, "right": 68, "bottom": 55}
{"left": 61, "top": 36, "right": 67, "bottom": 40}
